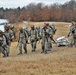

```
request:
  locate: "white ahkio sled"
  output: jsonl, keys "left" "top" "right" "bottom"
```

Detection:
{"left": 56, "top": 36, "right": 69, "bottom": 47}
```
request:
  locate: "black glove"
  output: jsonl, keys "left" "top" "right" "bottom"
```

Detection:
{"left": 72, "top": 30, "right": 75, "bottom": 33}
{"left": 26, "top": 40, "right": 28, "bottom": 43}
{"left": 36, "top": 38, "right": 38, "bottom": 41}
{"left": 18, "top": 40, "right": 19, "bottom": 42}
{"left": 68, "top": 34, "right": 69, "bottom": 37}
{"left": 10, "top": 39, "right": 13, "bottom": 41}
{"left": 40, "top": 36, "right": 42, "bottom": 39}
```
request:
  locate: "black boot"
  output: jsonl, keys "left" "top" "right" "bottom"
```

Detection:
{"left": 7, "top": 52, "right": 9, "bottom": 57}
{"left": 32, "top": 50, "right": 35, "bottom": 52}
{"left": 24, "top": 47, "right": 27, "bottom": 54}
{"left": 17, "top": 52, "right": 22, "bottom": 55}
{"left": 41, "top": 46, "right": 44, "bottom": 53}
{"left": 44, "top": 50, "right": 48, "bottom": 54}
{"left": 41, "top": 50, "right": 44, "bottom": 53}
{"left": 2, "top": 52, "right": 7, "bottom": 57}
{"left": 24, "top": 51, "right": 27, "bottom": 54}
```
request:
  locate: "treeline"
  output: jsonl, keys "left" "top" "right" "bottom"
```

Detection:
{"left": 0, "top": 0, "right": 76, "bottom": 23}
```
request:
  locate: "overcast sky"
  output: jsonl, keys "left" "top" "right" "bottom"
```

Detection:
{"left": 0, "top": 0, "right": 71, "bottom": 9}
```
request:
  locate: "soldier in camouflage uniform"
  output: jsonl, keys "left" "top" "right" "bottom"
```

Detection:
{"left": 71, "top": 23, "right": 76, "bottom": 47}
{"left": 41, "top": 22, "right": 53, "bottom": 54}
{"left": 9, "top": 25, "right": 16, "bottom": 39}
{"left": 41, "top": 26, "right": 45, "bottom": 53}
{"left": 68, "top": 22, "right": 75, "bottom": 47}
{"left": 30, "top": 25, "right": 37, "bottom": 52}
{"left": 18, "top": 27, "right": 28, "bottom": 55}
{"left": 34, "top": 26, "right": 41, "bottom": 45}
{"left": 4, "top": 25, "right": 14, "bottom": 56}
{"left": 0, "top": 30, "right": 8, "bottom": 57}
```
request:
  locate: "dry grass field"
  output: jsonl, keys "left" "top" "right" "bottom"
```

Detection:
{"left": 0, "top": 22, "right": 76, "bottom": 75}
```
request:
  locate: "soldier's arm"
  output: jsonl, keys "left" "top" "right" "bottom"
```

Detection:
{"left": 2, "top": 35, "right": 7, "bottom": 46}
{"left": 68, "top": 32, "right": 71, "bottom": 37}
{"left": 18, "top": 32, "right": 20, "bottom": 42}
{"left": 29, "top": 30, "right": 31, "bottom": 36}
{"left": 24, "top": 31, "right": 28, "bottom": 40}
{"left": 10, "top": 30, "right": 14, "bottom": 41}
{"left": 36, "top": 30, "right": 39, "bottom": 39}
{"left": 68, "top": 26, "right": 72, "bottom": 37}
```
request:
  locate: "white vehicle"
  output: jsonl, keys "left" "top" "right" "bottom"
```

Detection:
{"left": 56, "top": 36, "right": 69, "bottom": 47}
{"left": 0, "top": 19, "right": 9, "bottom": 25}
{"left": 0, "top": 19, "right": 9, "bottom": 32}
{"left": 0, "top": 25, "right": 4, "bottom": 32}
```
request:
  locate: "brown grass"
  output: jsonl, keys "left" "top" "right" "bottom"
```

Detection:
{"left": 0, "top": 22, "right": 76, "bottom": 75}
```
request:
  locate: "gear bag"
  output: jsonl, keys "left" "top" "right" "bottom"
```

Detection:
{"left": 3, "top": 33, "right": 10, "bottom": 45}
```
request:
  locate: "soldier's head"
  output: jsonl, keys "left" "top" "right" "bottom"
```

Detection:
{"left": 71, "top": 21, "right": 75, "bottom": 25}
{"left": 22, "top": 26, "right": 26, "bottom": 30}
{"left": 44, "top": 22, "right": 49, "bottom": 28}
{"left": 75, "top": 23, "right": 76, "bottom": 26}
{"left": 10, "top": 25, "right": 14, "bottom": 30}
{"left": 0, "top": 30, "right": 3, "bottom": 36}
{"left": 19, "top": 27, "right": 23, "bottom": 33}
{"left": 31, "top": 25, "right": 34, "bottom": 30}
{"left": 35, "top": 26, "right": 40, "bottom": 29}
{"left": 34, "top": 26, "right": 37, "bottom": 29}
{"left": 4, "top": 25, "right": 9, "bottom": 31}
{"left": 5, "top": 23, "right": 8, "bottom": 25}
{"left": 37, "top": 26, "right": 40, "bottom": 30}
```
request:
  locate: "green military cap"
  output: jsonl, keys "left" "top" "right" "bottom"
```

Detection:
{"left": 4, "top": 25, "right": 9, "bottom": 28}
{"left": 44, "top": 22, "right": 49, "bottom": 25}
{"left": 19, "top": 27, "right": 23, "bottom": 31}
{"left": 31, "top": 25, "right": 34, "bottom": 27}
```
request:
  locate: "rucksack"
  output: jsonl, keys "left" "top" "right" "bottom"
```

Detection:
{"left": 49, "top": 25, "right": 56, "bottom": 34}
{"left": 24, "top": 29, "right": 30, "bottom": 37}
{"left": 3, "top": 33, "right": 10, "bottom": 45}
{"left": 0, "top": 40, "right": 3, "bottom": 46}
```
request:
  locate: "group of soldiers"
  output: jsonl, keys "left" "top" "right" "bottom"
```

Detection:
{"left": 0, "top": 22, "right": 56, "bottom": 57}
{"left": 18, "top": 22, "right": 57, "bottom": 55}
{"left": 0, "top": 21, "right": 76, "bottom": 57}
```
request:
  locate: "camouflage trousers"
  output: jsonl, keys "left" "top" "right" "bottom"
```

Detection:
{"left": 41, "top": 37, "right": 52, "bottom": 54}
{"left": 73, "top": 37, "right": 76, "bottom": 47}
{"left": 19, "top": 42, "right": 27, "bottom": 54}
{"left": 69, "top": 35, "right": 74, "bottom": 47}
{"left": 0, "top": 46, "right": 8, "bottom": 57}
{"left": 30, "top": 39, "right": 36, "bottom": 52}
